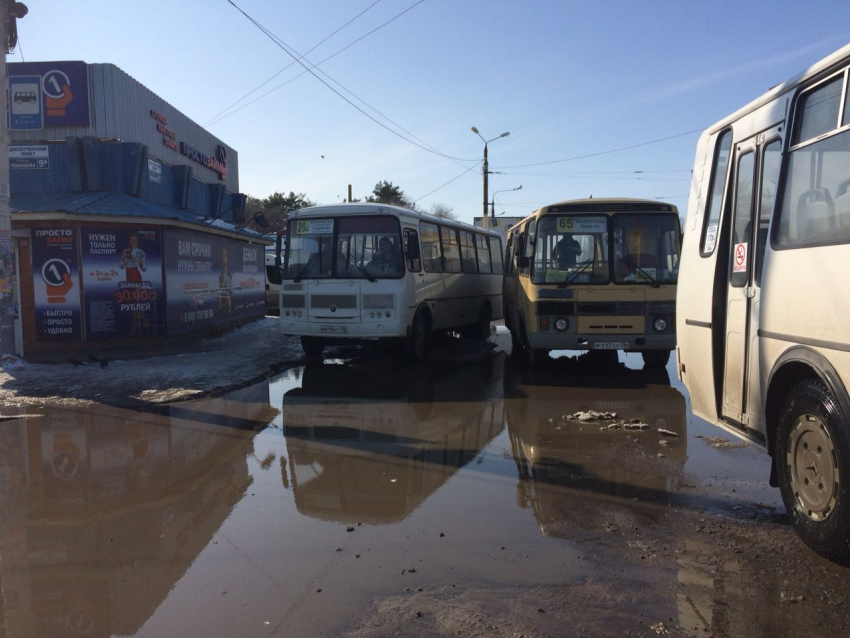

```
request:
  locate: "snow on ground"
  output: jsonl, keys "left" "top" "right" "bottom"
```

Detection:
{"left": 0, "top": 318, "right": 303, "bottom": 409}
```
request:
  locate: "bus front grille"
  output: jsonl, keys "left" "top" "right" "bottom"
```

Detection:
{"left": 578, "top": 302, "right": 646, "bottom": 316}
{"left": 537, "top": 301, "right": 575, "bottom": 315}
{"left": 311, "top": 294, "right": 358, "bottom": 309}
{"left": 282, "top": 294, "right": 306, "bottom": 308}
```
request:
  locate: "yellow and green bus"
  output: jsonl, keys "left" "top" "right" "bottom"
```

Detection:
{"left": 503, "top": 198, "right": 680, "bottom": 367}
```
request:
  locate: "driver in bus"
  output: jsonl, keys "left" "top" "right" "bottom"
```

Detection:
{"left": 554, "top": 234, "right": 582, "bottom": 268}
{"left": 368, "top": 236, "right": 401, "bottom": 275}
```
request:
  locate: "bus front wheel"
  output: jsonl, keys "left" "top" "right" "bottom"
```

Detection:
{"left": 301, "top": 336, "right": 325, "bottom": 358}
{"left": 405, "top": 312, "right": 430, "bottom": 362}
{"left": 776, "top": 379, "right": 850, "bottom": 562}
{"left": 641, "top": 349, "right": 671, "bottom": 369}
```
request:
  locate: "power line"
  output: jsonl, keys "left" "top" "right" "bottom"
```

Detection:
{"left": 224, "top": 0, "right": 478, "bottom": 163}
{"left": 496, "top": 172, "right": 690, "bottom": 181}
{"left": 414, "top": 162, "right": 482, "bottom": 203}
{"left": 205, "top": 0, "right": 383, "bottom": 126}
{"left": 493, "top": 128, "right": 704, "bottom": 169}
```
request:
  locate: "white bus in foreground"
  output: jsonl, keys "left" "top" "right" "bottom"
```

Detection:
{"left": 278, "top": 204, "right": 504, "bottom": 359}
{"left": 677, "top": 43, "right": 850, "bottom": 559}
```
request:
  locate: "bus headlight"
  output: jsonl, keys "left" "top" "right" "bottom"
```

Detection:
{"left": 653, "top": 318, "right": 668, "bottom": 332}
{"left": 555, "top": 318, "right": 568, "bottom": 331}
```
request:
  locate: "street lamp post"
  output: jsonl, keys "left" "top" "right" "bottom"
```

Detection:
{"left": 490, "top": 185, "right": 522, "bottom": 218}
{"left": 471, "top": 128, "right": 509, "bottom": 229}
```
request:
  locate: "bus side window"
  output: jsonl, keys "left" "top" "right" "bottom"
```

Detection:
{"left": 521, "top": 220, "right": 536, "bottom": 277}
{"left": 491, "top": 236, "right": 504, "bottom": 274}
{"left": 419, "top": 221, "right": 443, "bottom": 273}
{"left": 404, "top": 228, "right": 421, "bottom": 272}
{"left": 476, "top": 233, "right": 492, "bottom": 273}
{"left": 441, "top": 226, "right": 462, "bottom": 273}
{"left": 701, "top": 129, "right": 733, "bottom": 256}
{"left": 459, "top": 231, "right": 477, "bottom": 273}
{"left": 776, "top": 73, "right": 850, "bottom": 248}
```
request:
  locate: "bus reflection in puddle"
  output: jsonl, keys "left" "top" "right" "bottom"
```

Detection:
{"left": 504, "top": 358, "right": 687, "bottom": 534}
{"left": 280, "top": 355, "right": 506, "bottom": 524}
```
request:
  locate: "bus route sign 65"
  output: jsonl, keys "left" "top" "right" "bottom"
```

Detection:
{"left": 557, "top": 216, "right": 607, "bottom": 233}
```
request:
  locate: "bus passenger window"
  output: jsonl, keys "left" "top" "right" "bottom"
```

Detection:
{"left": 404, "top": 228, "right": 421, "bottom": 272}
{"left": 792, "top": 75, "right": 843, "bottom": 145}
{"left": 777, "top": 73, "right": 850, "bottom": 248}
{"left": 476, "top": 234, "right": 492, "bottom": 273}
{"left": 459, "top": 231, "right": 477, "bottom": 273}
{"left": 420, "top": 222, "right": 443, "bottom": 273}
{"left": 441, "top": 226, "right": 461, "bottom": 273}
{"left": 491, "top": 237, "right": 504, "bottom": 274}
{"left": 701, "top": 130, "right": 733, "bottom": 255}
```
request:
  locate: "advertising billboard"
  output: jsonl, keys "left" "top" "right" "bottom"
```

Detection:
{"left": 32, "top": 228, "right": 82, "bottom": 342}
{"left": 81, "top": 227, "right": 165, "bottom": 340}
{"left": 163, "top": 229, "right": 264, "bottom": 335}
{"left": 7, "top": 61, "right": 90, "bottom": 127}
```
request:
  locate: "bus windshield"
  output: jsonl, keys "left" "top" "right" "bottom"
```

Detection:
{"left": 283, "top": 216, "right": 403, "bottom": 280}
{"left": 531, "top": 215, "right": 609, "bottom": 284}
{"left": 611, "top": 214, "right": 680, "bottom": 285}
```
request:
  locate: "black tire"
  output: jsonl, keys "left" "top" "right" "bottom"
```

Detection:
{"left": 520, "top": 317, "right": 544, "bottom": 367}
{"left": 405, "top": 311, "right": 429, "bottom": 362}
{"left": 472, "top": 302, "right": 492, "bottom": 341}
{"left": 301, "top": 336, "right": 325, "bottom": 358}
{"left": 776, "top": 379, "right": 850, "bottom": 562}
{"left": 641, "top": 349, "right": 671, "bottom": 369}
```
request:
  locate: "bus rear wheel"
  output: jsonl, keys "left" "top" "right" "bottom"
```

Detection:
{"left": 472, "top": 303, "right": 492, "bottom": 341}
{"left": 641, "top": 349, "right": 671, "bottom": 369}
{"left": 776, "top": 379, "right": 850, "bottom": 562}
{"left": 301, "top": 336, "right": 325, "bottom": 358}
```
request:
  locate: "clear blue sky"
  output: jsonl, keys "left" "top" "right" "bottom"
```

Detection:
{"left": 13, "top": 0, "right": 849, "bottom": 222}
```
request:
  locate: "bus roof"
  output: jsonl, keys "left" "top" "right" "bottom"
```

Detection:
{"left": 704, "top": 42, "right": 850, "bottom": 136}
{"left": 510, "top": 197, "right": 679, "bottom": 230}
{"left": 289, "top": 203, "right": 501, "bottom": 237}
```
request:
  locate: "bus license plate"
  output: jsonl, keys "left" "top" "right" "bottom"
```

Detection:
{"left": 593, "top": 341, "right": 627, "bottom": 350}
{"left": 320, "top": 325, "right": 348, "bottom": 334}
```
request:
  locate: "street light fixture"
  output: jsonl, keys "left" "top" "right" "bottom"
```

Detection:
{"left": 491, "top": 185, "right": 522, "bottom": 217}
{"left": 471, "top": 127, "right": 510, "bottom": 228}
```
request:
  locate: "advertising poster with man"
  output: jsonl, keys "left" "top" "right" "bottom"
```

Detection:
{"left": 32, "top": 228, "right": 81, "bottom": 341}
{"left": 163, "top": 229, "right": 264, "bottom": 335}
{"left": 81, "top": 228, "right": 164, "bottom": 339}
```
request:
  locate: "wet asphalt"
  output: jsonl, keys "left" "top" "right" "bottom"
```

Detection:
{"left": 1, "top": 331, "right": 849, "bottom": 637}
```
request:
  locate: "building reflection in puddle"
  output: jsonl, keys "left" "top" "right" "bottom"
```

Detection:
{"left": 0, "top": 383, "right": 276, "bottom": 638}
{"left": 279, "top": 355, "right": 507, "bottom": 525}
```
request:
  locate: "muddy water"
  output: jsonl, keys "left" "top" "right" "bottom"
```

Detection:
{"left": 1, "top": 342, "right": 848, "bottom": 637}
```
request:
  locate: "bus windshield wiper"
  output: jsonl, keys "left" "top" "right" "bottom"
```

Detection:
{"left": 627, "top": 257, "right": 660, "bottom": 287}
{"left": 559, "top": 258, "right": 595, "bottom": 288}
{"left": 293, "top": 253, "right": 319, "bottom": 283}
{"left": 346, "top": 253, "right": 376, "bottom": 282}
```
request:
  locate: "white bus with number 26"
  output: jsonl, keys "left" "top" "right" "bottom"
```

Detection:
{"left": 278, "top": 204, "right": 504, "bottom": 359}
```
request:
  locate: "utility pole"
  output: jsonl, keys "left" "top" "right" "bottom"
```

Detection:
{"left": 0, "top": 1, "right": 27, "bottom": 357}
{"left": 482, "top": 144, "right": 488, "bottom": 229}
{"left": 471, "top": 128, "right": 509, "bottom": 231}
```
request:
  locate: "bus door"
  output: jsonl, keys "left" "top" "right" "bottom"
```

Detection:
{"left": 721, "top": 126, "right": 782, "bottom": 427}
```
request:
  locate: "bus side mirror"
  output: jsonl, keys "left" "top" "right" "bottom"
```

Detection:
{"left": 267, "top": 265, "right": 283, "bottom": 285}
{"left": 518, "top": 255, "right": 530, "bottom": 268}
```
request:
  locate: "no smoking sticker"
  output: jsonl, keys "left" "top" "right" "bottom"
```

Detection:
{"left": 733, "top": 242, "right": 747, "bottom": 273}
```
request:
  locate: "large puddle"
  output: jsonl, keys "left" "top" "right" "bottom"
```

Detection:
{"left": 3, "top": 339, "right": 843, "bottom": 638}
